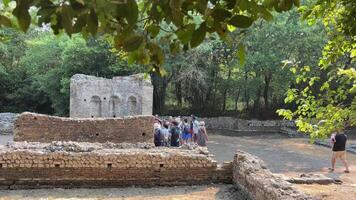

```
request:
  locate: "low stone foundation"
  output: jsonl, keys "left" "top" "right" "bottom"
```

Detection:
{"left": 233, "top": 150, "right": 313, "bottom": 200}
{"left": 13, "top": 112, "right": 154, "bottom": 143}
{"left": 0, "top": 142, "right": 232, "bottom": 189}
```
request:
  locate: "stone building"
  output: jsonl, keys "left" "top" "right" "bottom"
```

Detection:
{"left": 70, "top": 74, "right": 153, "bottom": 118}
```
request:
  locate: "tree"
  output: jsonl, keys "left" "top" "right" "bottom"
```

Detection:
{"left": 277, "top": 0, "right": 355, "bottom": 139}
{"left": 0, "top": 0, "right": 300, "bottom": 72}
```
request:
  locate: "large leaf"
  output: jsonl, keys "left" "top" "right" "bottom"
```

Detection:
{"left": 212, "top": 8, "right": 232, "bottom": 22}
{"left": 123, "top": 35, "right": 144, "bottom": 52}
{"left": 87, "top": 9, "right": 98, "bottom": 35}
{"left": 228, "top": 15, "right": 253, "bottom": 28}
{"left": 61, "top": 5, "right": 73, "bottom": 36}
{"left": 190, "top": 22, "right": 206, "bottom": 48}
{"left": 176, "top": 24, "right": 195, "bottom": 44}
{"left": 147, "top": 24, "right": 160, "bottom": 38}
{"left": 12, "top": 0, "right": 31, "bottom": 32}
{"left": 126, "top": 0, "right": 139, "bottom": 25}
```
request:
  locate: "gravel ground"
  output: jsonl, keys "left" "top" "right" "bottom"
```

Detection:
{"left": 0, "top": 184, "right": 247, "bottom": 200}
{"left": 206, "top": 130, "right": 356, "bottom": 173}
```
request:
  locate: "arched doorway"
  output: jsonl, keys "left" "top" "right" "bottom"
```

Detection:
{"left": 90, "top": 96, "right": 102, "bottom": 117}
{"left": 127, "top": 96, "right": 137, "bottom": 116}
{"left": 110, "top": 96, "right": 120, "bottom": 117}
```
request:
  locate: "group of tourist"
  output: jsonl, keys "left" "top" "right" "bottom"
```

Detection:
{"left": 153, "top": 115, "right": 208, "bottom": 147}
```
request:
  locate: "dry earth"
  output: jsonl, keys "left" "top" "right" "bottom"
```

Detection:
{"left": 0, "top": 184, "right": 244, "bottom": 200}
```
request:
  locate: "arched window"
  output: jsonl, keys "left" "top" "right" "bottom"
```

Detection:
{"left": 127, "top": 96, "right": 137, "bottom": 115}
{"left": 110, "top": 96, "right": 120, "bottom": 117}
{"left": 90, "top": 96, "right": 102, "bottom": 117}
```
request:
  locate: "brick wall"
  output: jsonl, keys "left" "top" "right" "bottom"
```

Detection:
{"left": 0, "top": 142, "right": 232, "bottom": 189}
{"left": 233, "top": 150, "right": 313, "bottom": 200}
{"left": 13, "top": 112, "right": 154, "bottom": 143}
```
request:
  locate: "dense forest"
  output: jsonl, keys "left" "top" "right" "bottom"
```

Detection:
{"left": 0, "top": 10, "right": 326, "bottom": 118}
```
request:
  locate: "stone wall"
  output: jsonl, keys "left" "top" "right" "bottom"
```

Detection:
{"left": 0, "top": 142, "right": 232, "bottom": 189}
{"left": 163, "top": 116, "right": 297, "bottom": 134}
{"left": 233, "top": 150, "right": 313, "bottom": 200}
{"left": 0, "top": 113, "right": 18, "bottom": 135}
{"left": 70, "top": 74, "right": 153, "bottom": 118}
{"left": 13, "top": 112, "right": 154, "bottom": 143}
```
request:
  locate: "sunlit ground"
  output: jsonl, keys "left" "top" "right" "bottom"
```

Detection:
{"left": 0, "top": 131, "right": 356, "bottom": 199}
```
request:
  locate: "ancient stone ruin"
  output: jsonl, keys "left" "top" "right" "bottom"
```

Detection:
{"left": 0, "top": 112, "right": 313, "bottom": 200}
{"left": 70, "top": 74, "right": 153, "bottom": 118}
{"left": 13, "top": 112, "right": 154, "bottom": 143}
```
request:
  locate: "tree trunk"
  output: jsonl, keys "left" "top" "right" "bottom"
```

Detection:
{"left": 254, "top": 86, "right": 261, "bottom": 114}
{"left": 244, "top": 70, "right": 249, "bottom": 110}
{"left": 151, "top": 72, "right": 168, "bottom": 114}
{"left": 175, "top": 81, "right": 182, "bottom": 107}
{"left": 234, "top": 88, "right": 241, "bottom": 111}
{"left": 263, "top": 72, "right": 272, "bottom": 111}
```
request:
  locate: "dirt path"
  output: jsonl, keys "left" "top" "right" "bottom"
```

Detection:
{"left": 0, "top": 185, "right": 242, "bottom": 200}
{"left": 207, "top": 131, "right": 356, "bottom": 173}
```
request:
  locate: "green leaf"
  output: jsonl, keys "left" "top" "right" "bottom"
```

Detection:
{"left": 12, "top": 0, "right": 31, "bottom": 32}
{"left": 0, "top": 15, "right": 12, "bottom": 27}
{"left": 227, "top": 25, "right": 236, "bottom": 32}
{"left": 260, "top": 9, "right": 273, "bottom": 21}
{"left": 147, "top": 24, "right": 160, "bottom": 38}
{"left": 61, "top": 5, "right": 73, "bottom": 36}
{"left": 212, "top": 8, "right": 232, "bottom": 22}
{"left": 126, "top": 0, "right": 139, "bottom": 25}
{"left": 176, "top": 24, "right": 195, "bottom": 44}
{"left": 87, "top": 9, "right": 98, "bottom": 35}
{"left": 123, "top": 35, "right": 144, "bottom": 52}
{"left": 190, "top": 22, "right": 206, "bottom": 48}
{"left": 73, "top": 14, "right": 87, "bottom": 33}
{"left": 228, "top": 15, "right": 253, "bottom": 28}
{"left": 148, "top": 43, "right": 165, "bottom": 66}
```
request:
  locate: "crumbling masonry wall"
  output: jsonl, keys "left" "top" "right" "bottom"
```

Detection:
{"left": 13, "top": 112, "right": 154, "bottom": 143}
{"left": 70, "top": 74, "right": 153, "bottom": 118}
{"left": 233, "top": 150, "right": 313, "bottom": 200}
{"left": 0, "top": 142, "right": 232, "bottom": 189}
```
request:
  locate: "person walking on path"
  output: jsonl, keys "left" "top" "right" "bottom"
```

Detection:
{"left": 197, "top": 121, "right": 208, "bottom": 146}
{"left": 330, "top": 128, "right": 350, "bottom": 173}
{"left": 191, "top": 115, "right": 199, "bottom": 144}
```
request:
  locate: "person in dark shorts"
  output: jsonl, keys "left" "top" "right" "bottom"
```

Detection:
{"left": 330, "top": 128, "right": 350, "bottom": 173}
{"left": 170, "top": 120, "right": 180, "bottom": 147}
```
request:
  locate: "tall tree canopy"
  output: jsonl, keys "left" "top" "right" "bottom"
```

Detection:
{"left": 0, "top": 0, "right": 300, "bottom": 72}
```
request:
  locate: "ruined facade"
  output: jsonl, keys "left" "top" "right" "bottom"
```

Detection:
{"left": 70, "top": 74, "right": 153, "bottom": 118}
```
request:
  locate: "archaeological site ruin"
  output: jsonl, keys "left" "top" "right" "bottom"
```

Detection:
{"left": 70, "top": 74, "right": 153, "bottom": 118}
{"left": 0, "top": 112, "right": 313, "bottom": 200}
{"left": 0, "top": 74, "right": 315, "bottom": 200}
